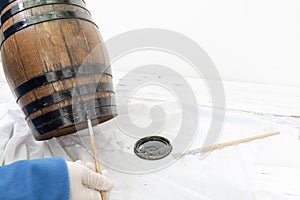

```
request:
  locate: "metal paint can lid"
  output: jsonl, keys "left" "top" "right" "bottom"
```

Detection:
{"left": 134, "top": 136, "right": 172, "bottom": 160}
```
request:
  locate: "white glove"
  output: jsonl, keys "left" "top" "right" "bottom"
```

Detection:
{"left": 67, "top": 161, "right": 114, "bottom": 200}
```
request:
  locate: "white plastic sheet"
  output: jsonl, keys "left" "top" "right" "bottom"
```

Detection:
{"left": 0, "top": 98, "right": 300, "bottom": 200}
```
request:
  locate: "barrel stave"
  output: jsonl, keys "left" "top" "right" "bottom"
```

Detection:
{"left": 0, "top": 0, "right": 116, "bottom": 140}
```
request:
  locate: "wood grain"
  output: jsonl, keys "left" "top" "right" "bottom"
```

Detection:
{"left": 0, "top": 0, "right": 116, "bottom": 140}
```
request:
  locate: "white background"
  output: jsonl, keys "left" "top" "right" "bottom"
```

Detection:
{"left": 1, "top": 0, "right": 300, "bottom": 115}
{"left": 85, "top": 0, "right": 300, "bottom": 87}
{"left": 0, "top": 2, "right": 300, "bottom": 199}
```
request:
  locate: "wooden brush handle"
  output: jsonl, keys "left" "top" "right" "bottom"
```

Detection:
{"left": 173, "top": 131, "right": 280, "bottom": 158}
{"left": 90, "top": 130, "right": 107, "bottom": 200}
{"left": 200, "top": 131, "right": 280, "bottom": 152}
{"left": 95, "top": 162, "right": 106, "bottom": 200}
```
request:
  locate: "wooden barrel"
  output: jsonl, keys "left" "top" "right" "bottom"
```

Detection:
{"left": 0, "top": 0, "right": 117, "bottom": 141}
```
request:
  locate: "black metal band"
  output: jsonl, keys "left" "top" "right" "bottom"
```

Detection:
{"left": 29, "top": 103, "right": 117, "bottom": 135}
{"left": 15, "top": 63, "right": 112, "bottom": 101}
{"left": 23, "top": 82, "right": 115, "bottom": 117}
{"left": 1, "top": 0, "right": 88, "bottom": 27}
{"left": 29, "top": 96, "right": 116, "bottom": 127}
{"left": 0, "top": 0, "right": 17, "bottom": 14}
{"left": 1, "top": 10, "right": 97, "bottom": 47}
{"left": 29, "top": 106, "right": 117, "bottom": 136}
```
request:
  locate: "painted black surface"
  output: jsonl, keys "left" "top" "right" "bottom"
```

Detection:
{"left": 0, "top": 0, "right": 17, "bottom": 14}
{"left": 31, "top": 105, "right": 117, "bottom": 136}
{"left": 134, "top": 136, "right": 173, "bottom": 160}
{"left": 23, "top": 83, "right": 115, "bottom": 117}
{"left": 29, "top": 97, "right": 116, "bottom": 127}
{"left": 29, "top": 102, "right": 117, "bottom": 135}
{"left": 15, "top": 63, "right": 112, "bottom": 101}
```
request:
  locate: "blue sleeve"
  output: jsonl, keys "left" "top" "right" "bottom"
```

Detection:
{"left": 0, "top": 157, "right": 70, "bottom": 200}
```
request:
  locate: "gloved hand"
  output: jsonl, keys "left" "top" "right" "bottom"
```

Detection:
{"left": 66, "top": 161, "right": 114, "bottom": 200}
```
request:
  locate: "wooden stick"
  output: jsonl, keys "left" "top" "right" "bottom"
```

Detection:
{"left": 87, "top": 114, "right": 107, "bottom": 200}
{"left": 173, "top": 131, "right": 280, "bottom": 158}
{"left": 291, "top": 115, "right": 300, "bottom": 119}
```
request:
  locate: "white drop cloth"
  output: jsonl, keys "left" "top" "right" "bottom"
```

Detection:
{"left": 0, "top": 94, "right": 300, "bottom": 200}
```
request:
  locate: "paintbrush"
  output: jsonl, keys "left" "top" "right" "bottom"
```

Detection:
{"left": 173, "top": 131, "right": 280, "bottom": 158}
{"left": 87, "top": 112, "right": 107, "bottom": 200}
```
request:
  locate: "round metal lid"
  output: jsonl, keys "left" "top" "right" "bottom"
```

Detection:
{"left": 134, "top": 136, "right": 172, "bottom": 160}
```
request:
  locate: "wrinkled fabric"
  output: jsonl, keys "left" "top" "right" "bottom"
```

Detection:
{"left": 0, "top": 99, "right": 300, "bottom": 200}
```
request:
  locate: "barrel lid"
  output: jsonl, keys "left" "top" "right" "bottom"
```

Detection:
{"left": 134, "top": 136, "right": 172, "bottom": 160}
